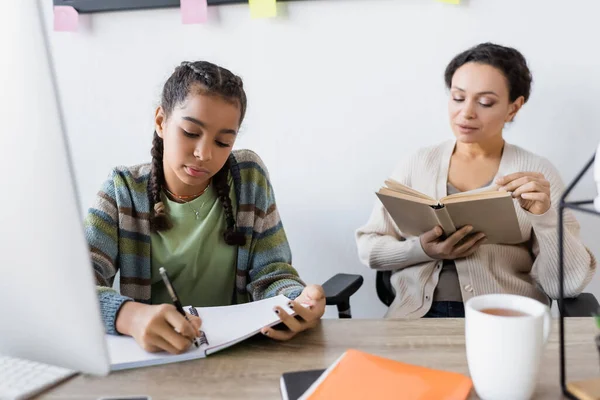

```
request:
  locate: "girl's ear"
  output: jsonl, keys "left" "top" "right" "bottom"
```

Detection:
{"left": 506, "top": 96, "right": 525, "bottom": 123}
{"left": 155, "top": 107, "right": 166, "bottom": 138}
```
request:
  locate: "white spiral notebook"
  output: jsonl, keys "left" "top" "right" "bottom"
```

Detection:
{"left": 106, "top": 295, "right": 295, "bottom": 371}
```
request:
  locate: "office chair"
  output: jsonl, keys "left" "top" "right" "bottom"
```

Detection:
{"left": 322, "top": 273, "right": 364, "bottom": 318}
{"left": 375, "top": 270, "right": 599, "bottom": 317}
{"left": 322, "top": 267, "right": 598, "bottom": 319}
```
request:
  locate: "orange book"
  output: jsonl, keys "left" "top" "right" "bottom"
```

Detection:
{"left": 298, "top": 349, "right": 472, "bottom": 400}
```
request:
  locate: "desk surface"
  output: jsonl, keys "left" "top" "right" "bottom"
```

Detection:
{"left": 39, "top": 318, "right": 598, "bottom": 400}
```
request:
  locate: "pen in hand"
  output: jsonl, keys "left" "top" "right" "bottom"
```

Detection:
{"left": 158, "top": 267, "right": 201, "bottom": 348}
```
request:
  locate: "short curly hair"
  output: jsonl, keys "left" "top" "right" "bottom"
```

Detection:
{"left": 444, "top": 42, "right": 532, "bottom": 103}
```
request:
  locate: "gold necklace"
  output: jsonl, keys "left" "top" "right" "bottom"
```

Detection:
{"left": 164, "top": 182, "right": 210, "bottom": 220}
{"left": 163, "top": 182, "right": 210, "bottom": 201}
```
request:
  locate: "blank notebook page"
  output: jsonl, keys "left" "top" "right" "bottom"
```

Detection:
{"left": 107, "top": 295, "right": 294, "bottom": 370}
{"left": 194, "top": 295, "right": 294, "bottom": 354}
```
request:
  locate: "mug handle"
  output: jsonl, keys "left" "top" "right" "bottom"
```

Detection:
{"left": 542, "top": 308, "right": 551, "bottom": 344}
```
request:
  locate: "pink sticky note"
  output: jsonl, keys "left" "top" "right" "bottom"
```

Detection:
{"left": 54, "top": 6, "right": 79, "bottom": 32}
{"left": 181, "top": 0, "right": 208, "bottom": 24}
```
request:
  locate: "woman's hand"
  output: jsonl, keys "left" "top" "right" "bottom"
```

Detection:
{"left": 116, "top": 301, "right": 202, "bottom": 354}
{"left": 261, "top": 284, "right": 326, "bottom": 341}
{"left": 496, "top": 172, "right": 551, "bottom": 215}
{"left": 420, "top": 225, "right": 486, "bottom": 260}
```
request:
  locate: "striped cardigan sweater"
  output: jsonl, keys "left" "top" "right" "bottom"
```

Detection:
{"left": 86, "top": 149, "right": 305, "bottom": 334}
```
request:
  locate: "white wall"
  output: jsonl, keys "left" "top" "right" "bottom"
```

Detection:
{"left": 44, "top": 0, "right": 600, "bottom": 318}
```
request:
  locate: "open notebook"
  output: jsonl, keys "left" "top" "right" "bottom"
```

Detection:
{"left": 107, "top": 295, "right": 295, "bottom": 371}
{"left": 377, "top": 178, "right": 522, "bottom": 244}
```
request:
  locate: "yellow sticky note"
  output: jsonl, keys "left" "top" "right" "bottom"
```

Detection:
{"left": 249, "top": 0, "right": 277, "bottom": 19}
{"left": 438, "top": 0, "right": 460, "bottom": 4}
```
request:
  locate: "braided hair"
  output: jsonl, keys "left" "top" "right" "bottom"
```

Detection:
{"left": 149, "top": 61, "right": 246, "bottom": 246}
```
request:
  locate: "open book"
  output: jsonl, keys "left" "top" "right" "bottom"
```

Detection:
{"left": 376, "top": 179, "right": 522, "bottom": 245}
{"left": 107, "top": 295, "right": 295, "bottom": 371}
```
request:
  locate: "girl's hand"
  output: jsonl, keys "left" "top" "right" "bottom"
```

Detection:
{"left": 261, "top": 284, "right": 326, "bottom": 341}
{"left": 116, "top": 301, "right": 201, "bottom": 354}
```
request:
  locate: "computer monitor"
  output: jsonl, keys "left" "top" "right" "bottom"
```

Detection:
{"left": 0, "top": 0, "right": 110, "bottom": 376}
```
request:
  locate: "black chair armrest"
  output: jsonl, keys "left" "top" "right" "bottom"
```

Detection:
{"left": 560, "top": 293, "right": 600, "bottom": 317}
{"left": 323, "top": 273, "right": 363, "bottom": 306}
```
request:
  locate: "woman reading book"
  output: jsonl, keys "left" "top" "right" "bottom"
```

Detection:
{"left": 88, "top": 61, "right": 325, "bottom": 353}
{"left": 356, "top": 43, "right": 596, "bottom": 318}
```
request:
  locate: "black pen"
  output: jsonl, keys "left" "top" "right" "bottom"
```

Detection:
{"left": 158, "top": 267, "right": 200, "bottom": 348}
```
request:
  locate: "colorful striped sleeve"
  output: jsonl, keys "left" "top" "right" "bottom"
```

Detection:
{"left": 84, "top": 169, "right": 131, "bottom": 334}
{"left": 243, "top": 158, "right": 306, "bottom": 301}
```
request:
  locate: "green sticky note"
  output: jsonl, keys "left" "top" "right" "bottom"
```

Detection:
{"left": 249, "top": 0, "right": 277, "bottom": 19}
{"left": 438, "top": 0, "right": 460, "bottom": 4}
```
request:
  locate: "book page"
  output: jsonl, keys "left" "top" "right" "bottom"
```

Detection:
{"left": 192, "top": 295, "right": 295, "bottom": 355}
{"left": 378, "top": 188, "right": 438, "bottom": 206}
{"left": 383, "top": 179, "right": 436, "bottom": 202}
{"left": 440, "top": 184, "right": 503, "bottom": 203}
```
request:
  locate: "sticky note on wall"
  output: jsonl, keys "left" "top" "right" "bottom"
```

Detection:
{"left": 53, "top": 6, "right": 79, "bottom": 32}
{"left": 181, "top": 0, "right": 208, "bottom": 24}
{"left": 249, "top": 0, "right": 277, "bottom": 19}
{"left": 437, "top": 0, "right": 461, "bottom": 4}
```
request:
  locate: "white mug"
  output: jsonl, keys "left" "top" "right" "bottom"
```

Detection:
{"left": 465, "top": 294, "right": 551, "bottom": 400}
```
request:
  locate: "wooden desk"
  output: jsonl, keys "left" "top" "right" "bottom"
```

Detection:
{"left": 39, "top": 318, "right": 598, "bottom": 400}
